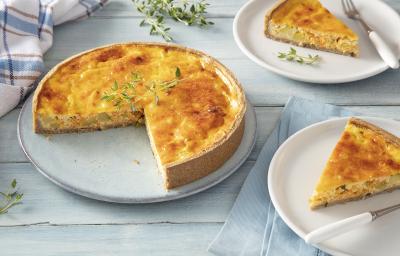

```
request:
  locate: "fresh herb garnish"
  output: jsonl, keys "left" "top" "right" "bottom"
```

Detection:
{"left": 159, "top": 67, "right": 181, "bottom": 91}
{"left": 175, "top": 66, "right": 181, "bottom": 77}
{"left": 133, "top": 0, "right": 214, "bottom": 41}
{"left": 0, "top": 179, "right": 23, "bottom": 215}
{"left": 112, "top": 81, "right": 119, "bottom": 91}
{"left": 278, "top": 47, "right": 320, "bottom": 65}
{"left": 144, "top": 67, "right": 183, "bottom": 105}
{"left": 102, "top": 72, "right": 142, "bottom": 109}
{"left": 102, "top": 67, "right": 183, "bottom": 109}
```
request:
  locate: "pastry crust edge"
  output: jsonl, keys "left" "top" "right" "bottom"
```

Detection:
{"left": 310, "top": 184, "right": 400, "bottom": 210}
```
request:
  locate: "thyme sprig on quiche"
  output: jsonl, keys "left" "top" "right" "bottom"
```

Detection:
{"left": 101, "top": 72, "right": 142, "bottom": 110}
{"left": 102, "top": 67, "right": 183, "bottom": 110}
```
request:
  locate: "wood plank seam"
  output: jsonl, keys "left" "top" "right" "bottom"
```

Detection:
{"left": 0, "top": 221, "right": 225, "bottom": 228}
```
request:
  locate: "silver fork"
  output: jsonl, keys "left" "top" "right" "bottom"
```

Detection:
{"left": 305, "top": 203, "right": 400, "bottom": 244}
{"left": 342, "top": 0, "right": 399, "bottom": 69}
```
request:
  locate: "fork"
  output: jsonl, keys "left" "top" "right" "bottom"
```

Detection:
{"left": 304, "top": 202, "right": 400, "bottom": 244}
{"left": 342, "top": 0, "right": 399, "bottom": 69}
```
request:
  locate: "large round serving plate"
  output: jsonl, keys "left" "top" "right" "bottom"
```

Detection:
{"left": 18, "top": 96, "right": 256, "bottom": 203}
{"left": 268, "top": 116, "right": 400, "bottom": 256}
{"left": 233, "top": 0, "right": 400, "bottom": 83}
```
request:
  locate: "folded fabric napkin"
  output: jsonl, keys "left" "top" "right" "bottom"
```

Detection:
{"left": 209, "top": 97, "right": 356, "bottom": 256}
{"left": 0, "top": 0, "right": 107, "bottom": 117}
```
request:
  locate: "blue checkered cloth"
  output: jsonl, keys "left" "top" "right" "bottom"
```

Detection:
{"left": 209, "top": 97, "right": 356, "bottom": 256}
{"left": 0, "top": 0, "right": 107, "bottom": 117}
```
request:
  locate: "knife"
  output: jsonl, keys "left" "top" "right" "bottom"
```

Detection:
{"left": 305, "top": 203, "right": 400, "bottom": 244}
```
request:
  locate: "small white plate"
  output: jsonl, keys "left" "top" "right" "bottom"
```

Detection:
{"left": 268, "top": 117, "right": 400, "bottom": 256}
{"left": 18, "top": 96, "right": 256, "bottom": 203}
{"left": 233, "top": 0, "right": 400, "bottom": 83}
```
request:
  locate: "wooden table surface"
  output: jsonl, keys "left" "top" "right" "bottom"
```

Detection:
{"left": 1, "top": 0, "right": 399, "bottom": 255}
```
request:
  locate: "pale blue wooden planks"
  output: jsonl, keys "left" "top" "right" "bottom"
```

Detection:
{"left": 0, "top": 161, "right": 253, "bottom": 226}
{"left": 0, "top": 223, "right": 220, "bottom": 256}
{"left": 1, "top": 0, "right": 400, "bottom": 255}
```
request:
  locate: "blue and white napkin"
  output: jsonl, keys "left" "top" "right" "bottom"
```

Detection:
{"left": 208, "top": 97, "right": 356, "bottom": 256}
{"left": 0, "top": 0, "right": 107, "bottom": 117}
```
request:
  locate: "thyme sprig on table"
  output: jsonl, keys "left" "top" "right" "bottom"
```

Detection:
{"left": 133, "top": 0, "right": 214, "bottom": 41}
{"left": 278, "top": 47, "right": 320, "bottom": 65}
{"left": 0, "top": 179, "right": 23, "bottom": 215}
{"left": 102, "top": 67, "right": 183, "bottom": 109}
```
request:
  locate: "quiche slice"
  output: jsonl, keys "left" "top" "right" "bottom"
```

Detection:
{"left": 309, "top": 118, "right": 400, "bottom": 209}
{"left": 32, "top": 43, "right": 246, "bottom": 189}
{"left": 265, "top": 0, "right": 359, "bottom": 56}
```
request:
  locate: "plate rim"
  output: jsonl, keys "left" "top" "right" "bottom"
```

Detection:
{"left": 18, "top": 95, "right": 257, "bottom": 204}
{"left": 232, "top": 0, "right": 400, "bottom": 84}
{"left": 267, "top": 116, "right": 400, "bottom": 255}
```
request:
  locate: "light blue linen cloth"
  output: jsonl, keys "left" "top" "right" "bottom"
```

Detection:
{"left": 209, "top": 97, "right": 355, "bottom": 256}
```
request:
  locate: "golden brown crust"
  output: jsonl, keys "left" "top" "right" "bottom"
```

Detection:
{"left": 349, "top": 117, "right": 400, "bottom": 149}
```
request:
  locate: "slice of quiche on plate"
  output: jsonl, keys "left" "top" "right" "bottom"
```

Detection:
{"left": 32, "top": 43, "right": 246, "bottom": 190}
{"left": 264, "top": 0, "right": 359, "bottom": 56}
{"left": 309, "top": 117, "right": 400, "bottom": 209}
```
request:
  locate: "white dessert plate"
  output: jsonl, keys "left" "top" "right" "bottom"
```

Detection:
{"left": 18, "top": 96, "right": 256, "bottom": 203}
{"left": 233, "top": 0, "right": 400, "bottom": 83}
{"left": 268, "top": 116, "right": 400, "bottom": 256}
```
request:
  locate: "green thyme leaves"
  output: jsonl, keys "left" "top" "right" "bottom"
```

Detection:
{"left": 278, "top": 47, "right": 320, "bottom": 65}
{"left": 133, "top": 0, "right": 214, "bottom": 41}
{"left": 158, "top": 67, "right": 182, "bottom": 92}
{"left": 0, "top": 179, "right": 23, "bottom": 215}
{"left": 101, "top": 95, "right": 115, "bottom": 101}
{"left": 175, "top": 66, "right": 181, "bottom": 78}
{"left": 101, "top": 72, "right": 142, "bottom": 109}
{"left": 145, "top": 67, "right": 183, "bottom": 105}
{"left": 101, "top": 67, "right": 183, "bottom": 109}
{"left": 112, "top": 81, "right": 118, "bottom": 91}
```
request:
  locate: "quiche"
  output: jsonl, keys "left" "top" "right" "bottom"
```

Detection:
{"left": 265, "top": 0, "right": 359, "bottom": 56}
{"left": 32, "top": 43, "right": 246, "bottom": 189}
{"left": 309, "top": 118, "right": 400, "bottom": 209}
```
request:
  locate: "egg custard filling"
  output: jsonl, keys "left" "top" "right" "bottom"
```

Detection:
{"left": 309, "top": 118, "right": 400, "bottom": 209}
{"left": 265, "top": 0, "right": 359, "bottom": 56}
{"left": 33, "top": 43, "right": 246, "bottom": 189}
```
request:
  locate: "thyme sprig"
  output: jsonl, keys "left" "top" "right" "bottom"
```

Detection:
{"left": 101, "top": 72, "right": 142, "bottom": 110}
{"left": 0, "top": 179, "right": 23, "bottom": 215}
{"left": 133, "top": 0, "right": 214, "bottom": 41}
{"left": 102, "top": 67, "right": 183, "bottom": 109}
{"left": 278, "top": 47, "right": 320, "bottom": 65}
{"left": 147, "top": 66, "right": 182, "bottom": 105}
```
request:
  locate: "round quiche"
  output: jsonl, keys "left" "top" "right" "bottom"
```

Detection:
{"left": 32, "top": 42, "right": 246, "bottom": 189}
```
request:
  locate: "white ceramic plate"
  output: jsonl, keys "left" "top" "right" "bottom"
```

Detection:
{"left": 233, "top": 0, "right": 400, "bottom": 83}
{"left": 268, "top": 117, "right": 400, "bottom": 256}
{"left": 18, "top": 96, "right": 256, "bottom": 203}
